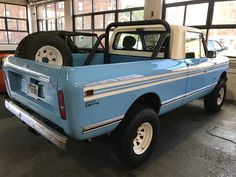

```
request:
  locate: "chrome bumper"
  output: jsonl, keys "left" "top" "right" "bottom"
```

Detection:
{"left": 5, "top": 99, "right": 68, "bottom": 150}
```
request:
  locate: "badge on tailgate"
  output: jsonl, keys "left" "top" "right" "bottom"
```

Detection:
{"left": 27, "top": 83, "right": 39, "bottom": 99}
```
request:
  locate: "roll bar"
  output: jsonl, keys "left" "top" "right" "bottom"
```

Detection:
{"left": 104, "top": 19, "right": 171, "bottom": 63}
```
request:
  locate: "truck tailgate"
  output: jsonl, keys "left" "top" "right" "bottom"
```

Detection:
{"left": 3, "top": 57, "right": 62, "bottom": 125}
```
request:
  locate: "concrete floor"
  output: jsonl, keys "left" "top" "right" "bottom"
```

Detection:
{"left": 0, "top": 94, "right": 236, "bottom": 177}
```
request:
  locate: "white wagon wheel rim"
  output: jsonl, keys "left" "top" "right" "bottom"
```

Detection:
{"left": 133, "top": 122, "right": 153, "bottom": 155}
{"left": 217, "top": 87, "right": 225, "bottom": 105}
{"left": 35, "top": 46, "right": 63, "bottom": 66}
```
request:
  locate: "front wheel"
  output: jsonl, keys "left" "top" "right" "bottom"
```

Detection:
{"left": 204, "top": 79, "right": 227, "bottom": 113}
{"left": 114, "top": 106, "right": 159, "bottom": 168}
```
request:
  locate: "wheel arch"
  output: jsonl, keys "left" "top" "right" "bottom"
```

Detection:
{"left": 124, "top": 92, "right": 161, "bottom": 119}
{"left": 111, "top": 92, "right": 161, "bottom": 145}
{"left": 219, "top": 71, "right": 227, "bottom": 82}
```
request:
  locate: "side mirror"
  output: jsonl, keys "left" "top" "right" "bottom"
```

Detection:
{"left": 207, "top": 51, "right": 216, "bottom": 58}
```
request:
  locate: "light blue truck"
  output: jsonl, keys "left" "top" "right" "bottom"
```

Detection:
{"left": 3, "top": 20, "right": 229, "bottom": 167}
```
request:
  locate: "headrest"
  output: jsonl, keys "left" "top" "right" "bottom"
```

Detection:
{"left": 123, "top": 36, "right": 136, "bottom": 49}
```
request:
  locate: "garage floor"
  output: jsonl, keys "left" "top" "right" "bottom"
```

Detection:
{"left": 0, "top": 94, "right": 236, "bottom": 177}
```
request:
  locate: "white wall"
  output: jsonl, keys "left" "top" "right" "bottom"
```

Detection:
{"left": 28, "top": 5, "right": 37, "bottom": 33}
{"left": 226, "top": 59, "right": 236, "bottom": 103}
{"left": 64, "top": 0, "right": 73, "bottom": 31}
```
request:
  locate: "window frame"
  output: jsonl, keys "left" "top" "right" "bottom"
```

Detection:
{"left": 36, "top": 2, "right": 65, "bottom": 31}
{"left": 185, "top": 31, "right": 207, "bottom": 58}
{"left": 163, "top": 0, "right": 236, "bottom": 41}
{"left": 0, "top": 2, "right": 29, "bottom": 44}
{"left": 72, "top": 0, "right": 144, "bottom": 34}
{"left": 112, "top": 31, "right": 165, "bottom": 52}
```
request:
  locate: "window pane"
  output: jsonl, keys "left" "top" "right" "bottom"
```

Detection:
{"left": 185, "top": 32, "right": 205, "bottom": 58}
{"left": 47, "top": 19, "right": 56, "bottom": 30}
{"left": 7, "top": 19, "right": 17, "bottom": 30}
{"left": 73, "top": 0, "right": 92, "bottom": 14}
{"left": 83, "top": 16, "right": 91, "bottom": 29}
{"left": 18, "top": 20, "right": 27, "bottom": 31}
{"left": 94, "top": 14, "right": 103, "bottom": 29}
{"left": 94, "top": 0, "right": 116, "bottom": 12}
{"left": 118, "top": 0, "right": 144, "bottom": 9}
{"left": 0, "top": 18, "right": 5, "bottom": 29}
{"left": 0, "top": 3, "right": 5, "bottom": 17}
{"left": 6, "top": 4, "right": 26, "bottom": 19}
{"left": 56, "top": 2, "right": 64, "bottom": 17}
{"left": 75, "top": 17, "right": 83, "bottom": 30}
{"left": 0, "top": 31, "right": 7, "bottom": 43}
{"left": 37, "top": 6, "right": 46, "bottom": 19}
{"left": 132, "top": 10, "right": 144, "bottom": 21}
{"left": 74, "top": 35, "right": 97, "bottom": 48}
{"left": 212, "top": 1, "right": 236, "bottom": 25}
{"left": 105, "top": 13, "right": 114, "bottom": 28}
{"left": 39, "top": 20, "right": 46, "bottom": 31}
{"left": 46, "top": 3, "right": 55, "bottom": 19}
{"left": 185, "top": 3, "right": 208, "bottom": 26}
{"left": 208, "top": 29, "right": 236, "bottom": 57}
{"left": 165, "top": 6, "right": 184, "bottom": 25}
{"left": 8, "top": 31, "right": 27, "bottom": 44}
{"left": 114, "top": 33, "right": 143, "bottom": 50}
{"left": 165, "top": 0, "right": 194, "bottom": 4}
{"left": 114, "top": 32, "right": 162, "bottom": 52}
{"left": 118, "top": 12, "right": 130, "bottom": 22}
{"left": 57, "top": 17, "right": 65, "bottom": 30}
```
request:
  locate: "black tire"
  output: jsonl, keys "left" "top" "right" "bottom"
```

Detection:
{"left": 204, "top": 79, "right": 227, "bottom": 113}
{"left": 15, "top": 32, "right": 72, "bottom": 66}
{"left": 113, "top": 105, "right": 159, "bottom": 168}
{"left": 15, "top": 31, "right": 66, "bottom": 56}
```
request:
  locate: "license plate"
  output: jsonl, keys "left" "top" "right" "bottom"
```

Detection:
{"left": 27, "top": 83, "right": 39, "bottom": 99}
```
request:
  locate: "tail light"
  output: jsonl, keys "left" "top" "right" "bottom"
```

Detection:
{"left": 58, "top": 90, "right": 67, "bottom": 120}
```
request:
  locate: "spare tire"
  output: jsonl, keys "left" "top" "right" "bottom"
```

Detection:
{"left": 15, "top": 32, "right": 72, "bottom": 66}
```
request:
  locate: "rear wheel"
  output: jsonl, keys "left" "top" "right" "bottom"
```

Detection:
{"left": 204, "top": 79, "right": 227, "bottom": 113}
{"left": 113, "top": 105, "right": 159, "bottom": 168}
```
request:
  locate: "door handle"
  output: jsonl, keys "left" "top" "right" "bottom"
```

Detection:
{"left": 186, "top": 63, "right": 192, "bottom": 67}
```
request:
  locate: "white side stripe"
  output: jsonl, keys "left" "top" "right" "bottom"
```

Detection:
{"left": 84, "top": 69, "right": 187, "bottom": 91}
{"left": 84, "top": 62, "right": 228, "bottom": 92}
{"left": 161, "top": 83, "right": 217, "bottom": 107}
{"left": 95, "top": 72, "right": 187, "bottom": 94}
{"left": 84, "top": 66, "right": 227, "bottom": 102}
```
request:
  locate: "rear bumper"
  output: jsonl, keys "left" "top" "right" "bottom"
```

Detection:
{"left": 5, "top": 99, "right": 68, "bottom": 150}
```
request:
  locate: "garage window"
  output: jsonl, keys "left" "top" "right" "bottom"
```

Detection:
{"left": 165, "top": 6, "right": 185, "bottom": 25}
{"left": 73, "top": 0, "right": 144, "bottom": 34}
{"left": 163, "top": 0, "right": 236, "bottom": 58}
{"left": 36, "top": 2, "right": 65, "bottom": 31}
{"left": 208, "top": 29, "right": 236, "bottom": 57}
{"left": 212, "top": 1, "right": 236, "bottom": 25}
{"left": 0, "top": 3, "right": 28, "bottom": 44}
